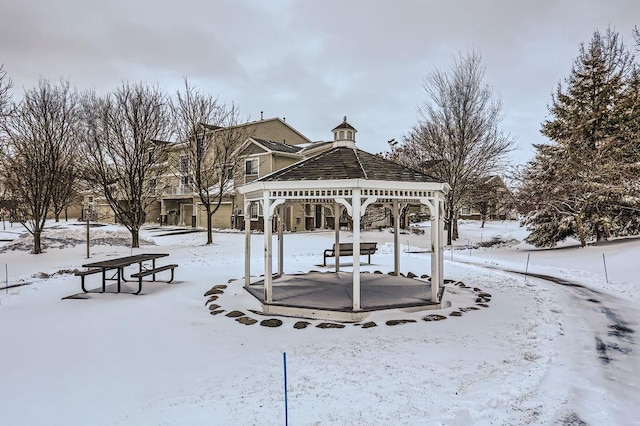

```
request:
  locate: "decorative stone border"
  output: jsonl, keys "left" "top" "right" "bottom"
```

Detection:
{"left": 204, "top": 275, "right": 492, "bottom": 329}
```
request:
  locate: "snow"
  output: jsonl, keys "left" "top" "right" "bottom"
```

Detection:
{"left": 0, "top": 219, "right": 639, "bottom": 425}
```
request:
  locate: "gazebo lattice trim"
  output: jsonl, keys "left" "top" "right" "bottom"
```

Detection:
{"left": 239, "top": 180, "right": 447, "bottom": 312}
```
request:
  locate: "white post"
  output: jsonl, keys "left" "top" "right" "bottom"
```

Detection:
{"left": 352, "top": 189, "right": 361, "bottom": 311}
{"left": 278, "top": 204, "right": 284, "bottom": 276}
{"left": 263, "top": 193, "right": 273, "bottom": 303}
{"left": 393, "top": 201, "right": 400, "bottom": 276}
{"left": 334, "top": 202, "right": 341, "bottom": 273}
{"left": 439, "top": 200, "right": 445, "bottom": 295}
{"left": 430, "top": 199, "right": 440, "bottom": 302}
{"left": 244, "top": 200, "right": 251, "bottom": 288}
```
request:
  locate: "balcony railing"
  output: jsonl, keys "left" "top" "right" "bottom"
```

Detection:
{"left": 163, "top": 185, "right": 194, "bottom": 196}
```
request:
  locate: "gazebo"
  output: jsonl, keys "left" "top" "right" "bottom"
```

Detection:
{"left": 238, "top": 117, "right": 450, "bottom": 320}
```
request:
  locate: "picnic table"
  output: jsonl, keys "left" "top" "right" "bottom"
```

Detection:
{"left": 76, "top": 253, "right": 177, "bottom": 295}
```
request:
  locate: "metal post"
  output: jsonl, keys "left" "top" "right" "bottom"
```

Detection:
{"left": 602, "top": 253, "right": 609, "bottom": 283}
{"left": 524, "top": 252, "right": 531, "bottom": 283}
{"left": 283, "top": 352, "right": 289, "bottom": 426}
{"left": 86, "top": 216, "right": 90, "bottom": 259}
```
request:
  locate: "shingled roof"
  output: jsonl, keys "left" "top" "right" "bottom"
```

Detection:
{"left": 332, "top": 120, "right": 356, "bottom": 131}
{"left": 257, "top": 146, "right": 442, "bottom": 183}
{"left": 253, "top": 138, "right": 302, "bottom": 154}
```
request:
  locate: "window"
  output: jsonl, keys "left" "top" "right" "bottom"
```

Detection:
{"left": 347, "top": 130, "right": 352, "bottom": 140}
{"left": 339, "top": 130, "right": 344, "bottom": 139}
{"left": 196, "top": 137, "right": 204, "bottom": 157}
{"left": 245, "top": 158, "right": 258, "bottom": 175}
{"left": 181, "top": 175, "right": 191, "bottom": 186}
{"left": 250, "top": 203, "right": 259, "bottom": 219}
{"left": 148, "top": 151, "right": 155, "bottom": 165}
{"left": 88, "top": 196, "right": 94, "bottom": 203}
{"left": 180, "top": 155, "right": 189, "bottom": 174}
{"left": 149, "top": 179, "right": 157, "bottom": 194}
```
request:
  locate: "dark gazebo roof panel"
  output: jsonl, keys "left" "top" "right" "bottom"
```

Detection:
{"left": 258, "top": 147, "right": 442, "bottom": 183}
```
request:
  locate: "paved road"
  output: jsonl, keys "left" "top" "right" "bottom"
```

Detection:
{"left": 460, "top": 260, "right": 639, "bottom": 424}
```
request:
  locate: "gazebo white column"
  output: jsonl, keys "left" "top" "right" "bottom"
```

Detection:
{"left": 277, "top": 204, "right": 284, "bottom": 276}
{"left": 244, "top": 200, "right": 251, "bottom": 288}
{"left": 436, "top": 198, "right": 445, "bottom": 300}
{"left": 263, "top": 193, "right": 273, "bottom": 303}
{"left": 428, "top": 198, "right": 444, "bottom": 302}
{"left": 352, "top": 189, "right": 361, "bottom": 311}
{"left": 393, "top": 201, "right": 400, "bottom": 276}
{"left": 334, "top": 202, "right": 341, "bottom": 272}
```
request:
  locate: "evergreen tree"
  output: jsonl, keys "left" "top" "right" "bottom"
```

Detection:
{"left": 520, "top": 28, "right": 640, "bottom": 247}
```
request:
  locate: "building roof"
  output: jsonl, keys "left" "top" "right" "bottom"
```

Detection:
{"left": 202, "top": 117, "right": 312, "bottom": 144}
{"left": 298, "top": 140, "right": 333, "bottom": 154}
{"left": 257, "top": 146, "right": 442, "bottom": 183}
{"left": 253, "top": 138, "right": 303, "bottom": 154}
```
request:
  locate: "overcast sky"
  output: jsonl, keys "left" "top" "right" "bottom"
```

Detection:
{"left": 1, "top": 0, "right": 638, "bottom": 165}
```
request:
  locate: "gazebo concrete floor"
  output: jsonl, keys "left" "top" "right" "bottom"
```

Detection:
{"left": 245, "top": 271, "right": 440, "bottom": 322}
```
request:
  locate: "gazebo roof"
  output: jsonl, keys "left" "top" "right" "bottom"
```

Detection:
{"left": 255, "top": 146, "right": 442, "bottom": 183}
{"left": 332, "top": 116, "right": 357, "bottom": 131}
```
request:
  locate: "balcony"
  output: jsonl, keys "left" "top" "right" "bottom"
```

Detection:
{"left": 163, "top": 185, "right": 194, "bottom": 197}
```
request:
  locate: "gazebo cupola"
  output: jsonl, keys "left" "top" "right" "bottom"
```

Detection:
{"left": 332, "top": 116, "right": 357, "bottom": 148}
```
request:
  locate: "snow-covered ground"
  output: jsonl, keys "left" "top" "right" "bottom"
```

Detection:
{"left": 0, "top": 219, "right": 638, "bottom": 425}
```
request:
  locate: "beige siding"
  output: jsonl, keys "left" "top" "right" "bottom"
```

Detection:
{"left": 274, "top": 156, "right": 299, "bottom": 170}
{"left": 240, "top": 143, "right": 268, "bottom": 156}
{"left": 209, "top": 204, "right": 234, "bottom": 229}
{"left": 244, "top": 120, "right": 309, "bottom": 146}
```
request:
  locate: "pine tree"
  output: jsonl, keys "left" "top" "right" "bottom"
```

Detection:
{"left": 520, "top": 28, "right": 640, "bottom": 247}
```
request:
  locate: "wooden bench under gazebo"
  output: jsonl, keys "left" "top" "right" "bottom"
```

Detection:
{"left": 237, "top": 117, "right": 450, "bottom": 321}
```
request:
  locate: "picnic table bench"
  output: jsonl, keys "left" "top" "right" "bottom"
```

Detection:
{"left": 75, "top": 253, "right": 177, "bottom": 295}
{"left": 323, "top": 242, "right": 377, "bottom": 266}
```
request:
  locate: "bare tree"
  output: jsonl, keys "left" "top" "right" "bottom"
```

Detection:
{"left": 467, "top": 176, "right": 515, "bottom": 227}
{"left": 0, "top": 64, "right": 13, "bottom": 221}
{"left": 391, "top": 51, "right": 513, "bottom": 244}
{"left": 172, "top": 80, "right": 250, "bottom": 243}
{"left": 0, "top": 64, "right": 12, "bottom": 118}
{"left": 50, "top": 156, "right": 79, "bottom": 222}
{"left": 81, "top": 82, "right": 172, "bottom": 248}
{"left": 0, "top": 78, "right": 79, "bottom": 253}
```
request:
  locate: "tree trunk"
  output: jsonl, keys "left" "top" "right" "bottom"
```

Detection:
{"left": 452, "top": 216, "right": 459, "bottom": 240}
{"left": 446, "top": 208, "right": 454, "bottom": 245}
{"left": 54, "top": 212, "right": 60, "bottom": 222}
{"left": 575, "top": 214, "right": 587, "bottom": 247}
{"left": 596, "top": 227, "right": 604, "bottom": 242}
{"left": 33, "top": 230, "right": 42, "bottom": 254}
{"left": 206, "top": 211, "right": 213, "bottom": 245}
{"left": 131, "top": 229, "right": 140, "bottom": 248}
